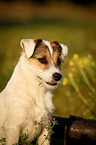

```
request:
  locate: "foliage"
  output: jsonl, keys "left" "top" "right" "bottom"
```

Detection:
{"left": 33, "top": 117, "right": 58, "bottom": 145}
{"left": 0, "top": 137, "right": 6, "bottom": 145}
{"left": 62, "top": 54, "right": 96, "bottom": 118}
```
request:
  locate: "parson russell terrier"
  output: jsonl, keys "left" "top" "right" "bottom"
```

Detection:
{"left": 0, "top": 39, "right": 68, "bottom": 145}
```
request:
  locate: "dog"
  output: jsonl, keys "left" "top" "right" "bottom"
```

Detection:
{"left": 0, "top": 39, "right": 68, "bottom": 145}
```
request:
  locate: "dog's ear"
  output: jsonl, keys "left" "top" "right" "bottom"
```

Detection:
{"left": 20, "top": 39, "right": 36, "bottom": 58}
{"left": 60, "top": 44, "right": 68, "bottom": 61}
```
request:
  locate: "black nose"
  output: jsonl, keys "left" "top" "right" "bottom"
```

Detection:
{"left": 53, "top": 73, "right": 62, "bottom": 81}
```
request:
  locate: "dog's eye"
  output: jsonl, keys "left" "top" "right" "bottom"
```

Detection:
{"left": 57, "top": 57, "right": 61, "bottom": 66}
{"left": 38, "top": 57, "right": 48, "bottom": 64}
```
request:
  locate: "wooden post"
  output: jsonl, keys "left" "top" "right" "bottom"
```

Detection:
{"left": 51, "top": 116, "right": 96, "bottom": 145}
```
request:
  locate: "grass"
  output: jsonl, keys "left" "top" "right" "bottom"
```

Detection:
{"left": 0, "top": 2, "right": 96, "bottom": 119}
{"left": 62, "top": 54, "right": 96, "bottom": 118}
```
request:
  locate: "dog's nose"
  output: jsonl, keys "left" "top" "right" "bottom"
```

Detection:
{"left": 53, "top": 73, "right": 62, "bottom": 81}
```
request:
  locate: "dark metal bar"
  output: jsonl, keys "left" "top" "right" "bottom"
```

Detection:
{"left": 51, "top": 116, "right": 96, "bottom": 145}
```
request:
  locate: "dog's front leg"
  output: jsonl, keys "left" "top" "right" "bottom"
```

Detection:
{"left": 6, "top": 127, "right": 20, "bottom": 145}
{"left": 38, "top": 128, "right": 50, "bottom": 145}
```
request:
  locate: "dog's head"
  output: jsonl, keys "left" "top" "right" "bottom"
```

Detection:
{"left": 20, "top": 39, "right": 68, "bottom": 89}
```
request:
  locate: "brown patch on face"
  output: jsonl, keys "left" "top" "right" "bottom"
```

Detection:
{"left": 34, "top": 39, "right": 42, "bottom": 45}
{"left": 51, "top": 41, "right": 62, "bottom": 54}
{"left": 51, "top": 41, "right": 62, "bottom": 68}
{"left": 29, "top": 40, "right": 51, "bottom": 70}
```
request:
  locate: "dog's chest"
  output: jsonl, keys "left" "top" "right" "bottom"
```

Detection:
{"left": 23, "top": 90, "right": 53, "bottom": 122}
{"left": 25, "top": 91, "right": 53, "bottom": 121}
{"left": 21, "top": 91, "right": 53, "bottom": 140}
{"left": 25, "top": 101, "right": 49, "bottom": 122}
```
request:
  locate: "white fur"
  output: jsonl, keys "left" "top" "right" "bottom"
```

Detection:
{"left": 0, "top": 39, "right": 68, "bottom": 145}
{"left": 20, "top": 39, "right": 36, "bottom": 58}
{"left": 43, "top": 40, "right": 53, "bottom": 56}
{"left": 60, "top": 43, "right": 68, "bottom": 61}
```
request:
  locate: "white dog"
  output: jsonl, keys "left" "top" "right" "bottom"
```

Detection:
{"left": 0, "top": 39, "right": 68, "bottom": 145}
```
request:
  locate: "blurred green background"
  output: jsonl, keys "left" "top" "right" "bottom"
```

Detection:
{"left": 0, "top": 0, "right": 96, "bottom": 119}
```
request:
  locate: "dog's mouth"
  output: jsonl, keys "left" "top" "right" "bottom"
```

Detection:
{"left": 45, "top": 82, "right": 57, "bottom": 86}
{"left": 37, "top": 76, "right": 57, "bottom": 86}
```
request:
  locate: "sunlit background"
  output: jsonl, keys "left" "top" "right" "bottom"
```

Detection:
{"left": 0, "top": 0, "right": 96, "bottom": 119}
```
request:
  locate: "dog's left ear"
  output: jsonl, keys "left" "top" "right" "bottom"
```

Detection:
{"left": 20, "top": 39, "right": 36, "bottom": 58}
{"left": 60, "top": 44, "right": 68, "bottom": 61}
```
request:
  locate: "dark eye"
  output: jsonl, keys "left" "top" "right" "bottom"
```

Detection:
{"left": 38, "top": 57, "right": 48, "bottom": 64}
{"left": 57, "top": 57, "right": 61, "bottom": 66}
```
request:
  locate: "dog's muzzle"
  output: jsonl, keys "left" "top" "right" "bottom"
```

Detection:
{"left": 38, "top": 72, "right": 62, "bottom": 87}
{"left": 46, "top": 72, "right": 62, "bottom": 86}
